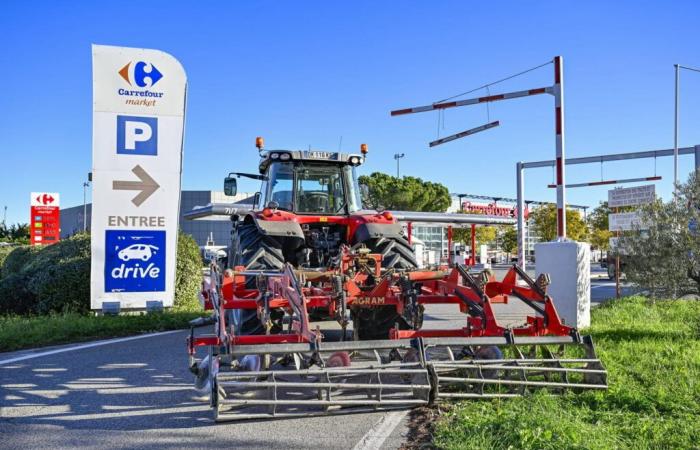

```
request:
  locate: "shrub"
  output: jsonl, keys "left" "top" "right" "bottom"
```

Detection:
{"left": 174, "top": 231, "right": 203, "bottom": 311}
{"left": 0, "top": 231, "right": 204, "bottom": 315}
{"left": 2, "top": 245, "right": 38, "bottom": 278}
{"left": 0, "top": 272, "right": 36, "bottom": 315}
{"left": 0, "top": 245, "right": 17, "bottom": 278}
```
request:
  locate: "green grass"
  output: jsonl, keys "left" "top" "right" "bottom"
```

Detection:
{"left": 0, "top": 311, "right": 205, "bottom": 353}
{"left": 433, "top": 296, "right": 700, "bottom": 450}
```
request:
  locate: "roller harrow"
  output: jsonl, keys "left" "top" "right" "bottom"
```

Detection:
{"left": 187, "top": 246, "right": 606, "bottom": 421}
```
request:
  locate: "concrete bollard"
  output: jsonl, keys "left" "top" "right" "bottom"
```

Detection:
{"left": 535, "top": 241, "right": 591, "bottom": 328}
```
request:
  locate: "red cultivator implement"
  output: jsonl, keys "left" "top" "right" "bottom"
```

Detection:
{"left": 188, "top": 245, "right": 607, "bottom": 421}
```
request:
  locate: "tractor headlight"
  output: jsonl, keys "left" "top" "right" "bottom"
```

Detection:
{"left": 270, "top": 152, "right": 280, "bottom": 160}
{"left": 279, "top": 153, "right": 291, "bottom": 161}
{"left": 349, "top": 156, "right": 360, "bottom": 165}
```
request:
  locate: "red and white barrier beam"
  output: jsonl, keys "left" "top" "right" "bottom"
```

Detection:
{"left": 391, "top": 87, "right": 552, "bottom": 116}
{"left": 547, "top": 176, "right": 662, "bottom": 189}
{"left": 429, "top": 121, "right": 500, "bottom": 147}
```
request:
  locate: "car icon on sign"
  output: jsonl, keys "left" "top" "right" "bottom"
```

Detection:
{"left": 118, "top": 244, "right": 159, "bottom": 262}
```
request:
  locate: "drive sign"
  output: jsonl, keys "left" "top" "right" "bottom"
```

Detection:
{"left": 91, "top": 45, "right": 187, "bottom": 310}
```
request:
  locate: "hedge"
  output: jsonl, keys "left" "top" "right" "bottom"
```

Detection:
{"left": 0, "top": 231, "right": 203, "bottom": 315}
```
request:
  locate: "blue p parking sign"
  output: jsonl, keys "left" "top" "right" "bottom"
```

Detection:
{"left": 104, "top": 230, "right": 166, "bottom": 292}
{"left": 116, "top": 115, "right": 158, "bottom": 156}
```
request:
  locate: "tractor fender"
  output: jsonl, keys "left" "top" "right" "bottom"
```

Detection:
{"left": 353, "top": 222, "right": 404, "bottom": 243}
{"left": 247, "top": 215, "right": 305, "bottom": 239}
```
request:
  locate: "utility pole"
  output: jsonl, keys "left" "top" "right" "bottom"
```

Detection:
{"left": 83, "top": 181, "right": 90, "bottom": 232}
{"left": 394, "top": 153, "right": 405, "bottom": 178}
{"left": 674, "top": 64, "right": 700, "bottom": 195}
{"left": 2, "top": 206, "right": 6, "bottom": 226}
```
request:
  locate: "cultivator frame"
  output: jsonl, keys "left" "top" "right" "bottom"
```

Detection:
{"left": 187, "top": 246, "right": 606, "bottom": 421}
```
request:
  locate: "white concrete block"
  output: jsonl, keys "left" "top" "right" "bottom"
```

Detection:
{"left": 535, "top": 241, "right": 591, "bottom": 328}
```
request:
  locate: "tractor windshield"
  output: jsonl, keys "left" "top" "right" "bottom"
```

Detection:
{"left": 265, "top": 161, "right": 361, "bottom": 214}
{"left": 296, "top": 164, "right": 346, "bottom": 214}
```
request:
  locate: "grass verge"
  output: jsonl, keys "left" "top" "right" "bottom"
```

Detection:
{"left": 432, "top": 296, "right": 700, "bottom": 449}
{"left": 0, "top": 311, "right": 205, "bottom": 353}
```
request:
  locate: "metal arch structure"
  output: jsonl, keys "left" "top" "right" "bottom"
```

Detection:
{"left": 391, "top": 56, "right": 570, "bottom": 240}
{"left": 515, "top": 144, "right": 700, "bottom": 267}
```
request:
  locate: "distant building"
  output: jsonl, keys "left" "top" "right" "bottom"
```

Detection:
{"left": 60, "top": 191, "right": 254, "bottom": 247}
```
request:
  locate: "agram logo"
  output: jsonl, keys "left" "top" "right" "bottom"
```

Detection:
{"left": 119, "top": 61, "right": 163, "bottom": 87}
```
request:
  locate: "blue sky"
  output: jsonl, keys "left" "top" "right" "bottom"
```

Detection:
{"left": 2, "top": 1, "right": 700, "bottom": 225}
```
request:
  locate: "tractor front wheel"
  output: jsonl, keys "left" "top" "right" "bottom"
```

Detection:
{"left": 352, "top": 236, "right": 424, "bottom": 340}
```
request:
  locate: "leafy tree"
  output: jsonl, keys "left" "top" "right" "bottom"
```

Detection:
{"left": 587, "top": 202, "right": 613, "bottom": 252}
{"left": 500, "top": 226, "right": 518, "bottom": 255}
{"left": 359, "top": 172, "right": 451, "bottom": 212}
{"left": 0, "top": 223, "right": 30, "bottom": 244}
{"left": 618, "top": 172, "right": 700, "bottom": 298}
{"left": 529, "top": 204, "right": 588, "bottom": 242}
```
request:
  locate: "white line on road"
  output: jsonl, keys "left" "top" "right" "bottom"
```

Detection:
{"left": 352, "top": 410, "right": 408, "bottom": 450}
{"left": 0, "top": 330, "right": 182, "bottom": 366}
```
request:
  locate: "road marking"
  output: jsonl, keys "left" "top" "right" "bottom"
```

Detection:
{"left": 0, "top": 330, "right": 182, "bottom": 366}
{"left": 352, "top": 410, "right": 408, "bottom": 450}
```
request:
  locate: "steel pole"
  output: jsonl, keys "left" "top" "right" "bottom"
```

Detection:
{"left": 554, "top": 56, "right": 567, "bottom": 240}
{"left": 516, "top": 162, "right": 526, "bottom": 268}
{"left": 674, "top": 64, "right": 680, "bottom": 195}
{"left": 695, "top": 145, "right": 700, "bottom": 171}
{"left": 470, "top": 224, "right": 476, "bottom": 266}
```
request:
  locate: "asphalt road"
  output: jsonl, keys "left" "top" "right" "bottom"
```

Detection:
{"left": 0, "top": 266, "right": 628, "bottom": 450}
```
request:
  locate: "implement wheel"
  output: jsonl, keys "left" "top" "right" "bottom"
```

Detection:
{"left": 352, "top": 236, "right": 424, "bottom": 340}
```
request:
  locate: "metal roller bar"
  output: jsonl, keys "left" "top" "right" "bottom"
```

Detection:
{"left": 219, "top": 399, "right": 428, "bottom": 406}
{"left": 438, "top": 376, "right": 608, "bottom": 390}
{"left": 214, "top": 406, "right": 413, "bottom": 421}
{"left": 229, "top": 339, "right": 418, "bottom": 356}
{"left": 217, "top": 367, "right": 426, "bottom": 378}
{"left": 423, "top": 335, "right": 578, "bottom": 347}
{"left": 218, "top": 381, "right": 431, "bottom": 390}
{"left": 433, "top": 364, "right": 605, "bottom": 374}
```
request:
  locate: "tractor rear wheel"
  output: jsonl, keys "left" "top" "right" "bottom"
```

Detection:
{"left": 352, "top": 236, "right": 424, "bottom": 340}
{"left": 230, "top": 221, "right": 285, "bottom": 335}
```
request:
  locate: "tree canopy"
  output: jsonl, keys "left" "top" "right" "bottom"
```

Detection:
{"left": 0, "top": 223, "right": 29, "bottom": 244}
{"left": 529, "top": 204, "right": 588, "bottom": 242}
{"left": 359, "top": 172, "right": 451, "bottom": 212}
{"left": 618, "top": 172, "right": 700, "bottom": 298}
{"left": 587, "top": 202, "right": 613, "bottom": 252}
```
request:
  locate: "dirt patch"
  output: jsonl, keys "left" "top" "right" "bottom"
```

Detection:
{"left": 400, "top": 405, "right": 447, "bottom": 450}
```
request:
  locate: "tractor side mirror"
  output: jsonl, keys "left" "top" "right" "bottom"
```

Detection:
{"left": 224, "top": 177, "right": 237, "bottom": 196}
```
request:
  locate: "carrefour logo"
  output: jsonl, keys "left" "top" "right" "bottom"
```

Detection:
{"left": 119, "top": 61, "right": 163, "bottom": 87}
{"left": 117, "top": 60, "right": 164, "bottom": 107}
{"left": 105, "top": 230, "right": 165, "bottom": 293}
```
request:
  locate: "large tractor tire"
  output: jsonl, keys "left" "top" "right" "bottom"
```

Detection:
{"left": 230, "top": 221, "right": 285, "bottom": 335}
{"left": 352, "top": 236, "right": 424, "bottom": 340}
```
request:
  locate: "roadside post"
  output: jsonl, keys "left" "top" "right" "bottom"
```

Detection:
{"left": 90, "top": 45, "right": 187, "bottom": 311}
{"left": 608, "top": 184, "right": 655, "bottom": 299}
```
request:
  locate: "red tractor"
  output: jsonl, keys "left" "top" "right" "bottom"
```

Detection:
{"left": 221, "top": 139, "right": 420, "bottom": 340}
{"left": 186, "top": 138, "right": 607, "bottom": 421}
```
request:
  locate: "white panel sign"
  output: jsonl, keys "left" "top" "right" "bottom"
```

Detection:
{"left": 608, "top": 184, "right": 655, "bottom": 208}
{"left": 609, "top": 212, "right": 645, "bottom": 232}
{"left": 90, "top": 45, "right": 187, "bottom": 310}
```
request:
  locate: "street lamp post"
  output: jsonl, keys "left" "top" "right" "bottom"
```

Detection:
{"left": 674, "top": 63, "right": 700, "bottom": 195}
{"left": 394, "top": 153, "right": 405, "bottom": 178}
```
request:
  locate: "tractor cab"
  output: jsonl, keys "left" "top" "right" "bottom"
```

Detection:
{"left": 258, "top": 150, "right": 364, "bottom": 215}
{"left": 224, "top": 138, "right": 368, "bottom": 216}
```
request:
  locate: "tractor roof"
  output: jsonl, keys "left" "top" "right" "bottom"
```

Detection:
{"left": 258, "top": 150, "right": 363, "bottom": 174}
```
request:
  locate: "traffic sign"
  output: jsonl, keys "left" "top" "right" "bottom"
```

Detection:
{"left": 30, "top": 192, "right": 60, "bottom": 246}
{"left": 608, "top": 184, "right": 655, "bottom": 208}
{"left": 90, "top": 45, "right": 187, "bottom": 310}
